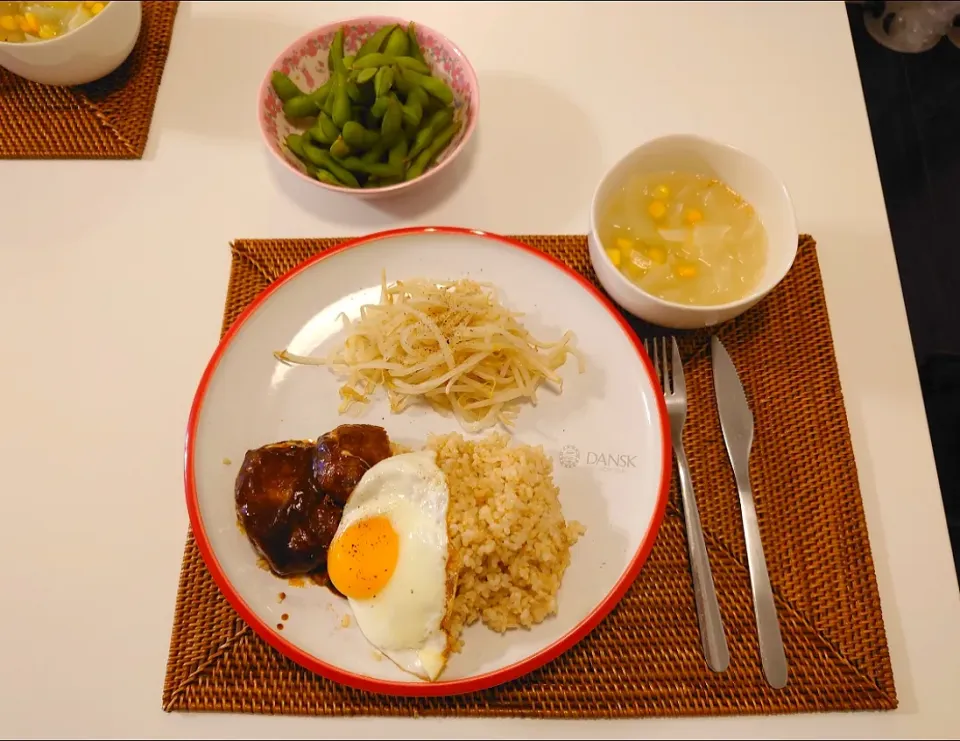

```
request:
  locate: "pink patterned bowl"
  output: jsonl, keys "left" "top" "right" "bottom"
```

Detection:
{"left": 258, "top": 17, "right": 479, "bottom": 199}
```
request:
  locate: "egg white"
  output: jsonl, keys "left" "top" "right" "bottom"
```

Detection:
{"left": 331, "top": 450, "right": 454, "bottom": 681}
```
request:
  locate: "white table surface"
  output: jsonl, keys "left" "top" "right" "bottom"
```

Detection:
{"left": 2, "top": 1, "right": 959, "bottom": 738}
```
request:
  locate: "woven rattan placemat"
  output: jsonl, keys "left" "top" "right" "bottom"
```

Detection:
{"left": 0, "top": 1, "right": 178, "bottom": 159}
{"left": 163, "top": 234, "right": 896, "bottom": 718}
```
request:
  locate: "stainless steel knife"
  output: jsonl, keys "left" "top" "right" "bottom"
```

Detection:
{"left": 711, "top": 335, "right": 788, "bottom": 689}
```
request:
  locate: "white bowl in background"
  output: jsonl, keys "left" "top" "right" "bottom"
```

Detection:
{"left": 588, "top": 134, "right": 799, "bottom": 330}
{"left": 0, "top": 1, "right": 142, "bottom": 86}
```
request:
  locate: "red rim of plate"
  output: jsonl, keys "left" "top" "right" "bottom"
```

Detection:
{"left": 183, "top": 226, "right": 672, "bottom": 697}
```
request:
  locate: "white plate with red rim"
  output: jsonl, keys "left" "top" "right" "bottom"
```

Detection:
{"left": 185, "top": 227, "right": 670, "bottom": 696}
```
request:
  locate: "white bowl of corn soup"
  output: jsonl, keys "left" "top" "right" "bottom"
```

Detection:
{"left": 589, "top": 134, "right": 798, "bottom": 330}
{"left": 0, "top": 1, "right": 141, "bottom": 86}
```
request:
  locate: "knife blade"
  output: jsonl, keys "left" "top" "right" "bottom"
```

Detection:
{"left": 711, "top": 335, "right": 789, "bottom": 689}
{"left": 711, "top": 335, "right": 754, "bottom": 477}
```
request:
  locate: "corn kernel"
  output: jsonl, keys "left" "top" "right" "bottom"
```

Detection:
{"left": 605, "top": 248, "right": 621, "bottom": 267}
{"left": 23, "top": 12, "right": 38, "bottom": 33}
{"left": 38, "top": 24, "right": 56, "bottom": 39}
{"left": 685, "top": 208, "right": 703, "bottom": 224}
{"left": 677, "top": 264, "right": 697, "bottom": 279}
{"left": 615, "top": 237, "right": 632, "bottom": 251}
{"left": 91, "top": 2, "right": 105, "bottom": 14}
{"left": 84, "top": 1, "right": 98, "bottom": 7}
{"left": 648, "top": 200, "right": 666, "bottom": 219}
{"left": 654, "top": 184, "right": 670, "bottom": 198}
{"left": 647, "top": 246, "right": 666, "bottom": 264}
{"left": 0, "top": 15, "right": 17, "bottom": 31}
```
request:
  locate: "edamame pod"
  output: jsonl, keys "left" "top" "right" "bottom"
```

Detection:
{"left": 329, "top": 136, "right": 352, "bottom": 160}
{"left": 392, "top": 64, "right": 413, "bottom": 96}
{"left": 309, "top": 129, "right": 338, "bottom": 148}
{"left": 402, "top": 69, "right": 454, "bottom": 105}
{"left": 334, "top": 156, "right": 369, "bottom": 174}
{"left": 271, "top": 71, "right": 303, "bottom": 101}
{"left": 406, "top": 22, "right": 426, "bottom": 64}
{"left": 322, "top": 77, "right": 337, "bottom": 116}
{"left": 301, "top": 142, "right": 361, "bottom": 187}
{"left": 328, "top": 28, "right": 345, "bottom": 74}
{"left": 356, "top": 67, "right": 377, "bottom": 84}
{"left": 408, "top": 126, "right": 433, "bottom": 161}
{"left": 335, "top": 157, "right": 403, "bottom": 178}
{"left": 383, "top": 26, "right": 410, "bottom": 57}
{"left": 350, "top": 52, "right": 390, "bottom": 71}
{"left": 401, "top": 98, "right": 423, "bottom": 128}
{"left": 319, "top": 111, "right": 341, "bottom": 139}
{"left": 405, "top": 120, "right": 460, "bottom": 180}
{"left": 356, "top": 23, "right": 396, "bottom": 59}
{"left": 370, "top": 96, "right": 390, "bottom": 119}
{"left": 392, "top": 56, "right": 431, "bottom": 74}
{"left": 408, "top": 85, "right": 429, "bottom": 108}
{"left": 361, "top": 136, "right": 391, "bottom": 165}
{"left": 283, "top": 94, "right": 320, "bottom": 119}
{"left": 342, "top": 121, "right": 380, "bottom": 151}
{"left": 403, "top": 87, "right": 429, "bottom": 128}
{"left": 388, "top": 137, "right": 408, "bottom": 169}
{"left": 308, "top": 78, "right": 333, "bottom": 107}
{"left": 363, "top": 161, "right": 404, "bottom": 178}
{"left": 300, "top": 140, "right": 328, "bottom": 167}
{"left": 428, "top": 106, "right": 455, "bottom": 130}
{"left": 346, "top": 78, "right": 362, "bottom": 103}
{"left": 374, "top": 66, "right": 394, "bottom": 98}
{"left": 285, "top": 133, "right": 307, "bottom": 159}
{"left": 380, "top": 95, "right": 403, "bottom": 141}
{"left": 351, "top": 52, "right": 430, "bottom": 75}
{"left": 429, "top": 119, "right": 460, "bottom": 155}
{"left": 315, "top": 168, "right": 344, "bottom": 187}
{"left": 308, "top": 112, "right": 340, "bottom": 146}
{"left": 408, "top": 108, "right": 454, "bottom": 159}
{"left": 331, "top": 73, "right": 352, "bottom": 128}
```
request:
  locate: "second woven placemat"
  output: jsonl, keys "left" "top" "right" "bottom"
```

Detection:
{"left": 163, "top": 234, "right": 896, "bottom": 718}
{"left": 0, "top": 1, "right": 179, "bottom": 159}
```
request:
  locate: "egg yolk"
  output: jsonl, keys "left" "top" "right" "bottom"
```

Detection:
{"left": 327, "top": 515, "right": 399, "bottom": 600}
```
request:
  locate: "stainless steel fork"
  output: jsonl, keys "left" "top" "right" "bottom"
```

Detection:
{"left": 646, "top": 336, "right": 730, "bottom": 673}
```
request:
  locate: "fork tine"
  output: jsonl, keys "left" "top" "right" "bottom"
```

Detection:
{"left": 655, "top": 338, "right": 666, "bottom": 394}
{"left": 670, "top": 337, "right": 685, "bottom": 397}
{"left": 660, "top": 336, "right": 671, "bottom": 395}
{"left": 644, "top": 338, "right": 659, "bottom": 388}
{"left": 653, "top": 337, "right": 660, "bottom": 392}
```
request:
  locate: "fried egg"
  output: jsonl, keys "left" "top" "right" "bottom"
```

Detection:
{"left": 327, "top": 449, "right": 455, "bottom": 681}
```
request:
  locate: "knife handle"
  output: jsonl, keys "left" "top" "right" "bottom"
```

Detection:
{"left": 674, "top": 440, "right": 730, "bottom": 673}
{"left": 736, "top": 475, "right": 788, "bottom": 689}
